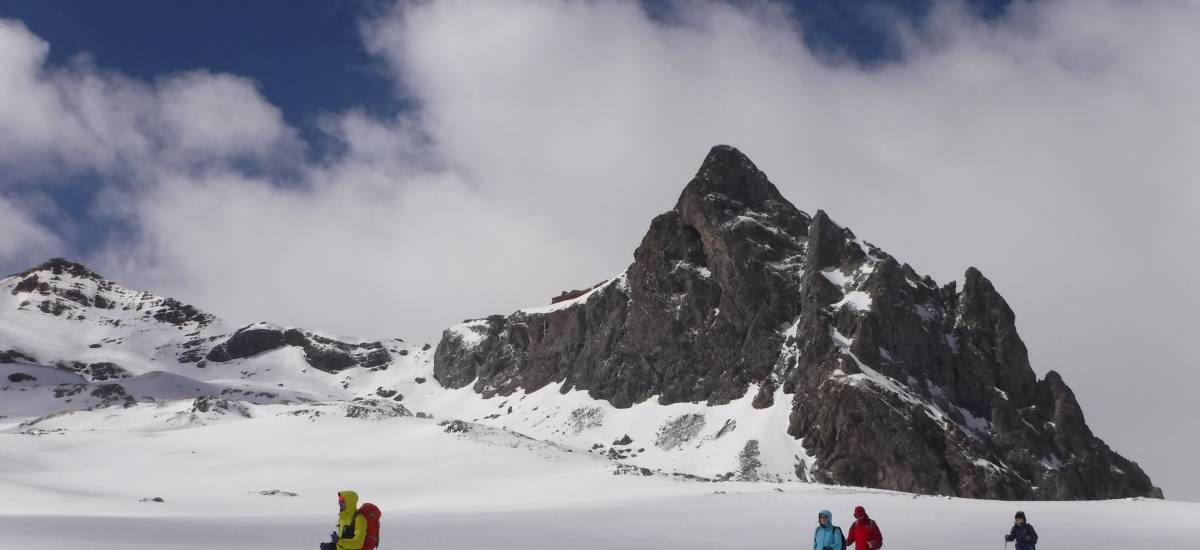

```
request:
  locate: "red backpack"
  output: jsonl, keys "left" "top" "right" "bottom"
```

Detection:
{"left": 354, "top": 503, "right": 382, "bottom": 550}
{"left": 863, "top": 519, "right": 883, "bottom": 549}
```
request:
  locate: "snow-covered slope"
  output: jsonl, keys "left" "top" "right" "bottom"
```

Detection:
{"left": 0, "top": 258, "right": 809, "bottom": 484}
{"left": 0, "top": 411, "right": 1195, "bottom": 549}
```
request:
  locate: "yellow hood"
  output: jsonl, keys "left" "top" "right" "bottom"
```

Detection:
{"left": 338, "top": 490, "right": 359, "bottom": 524}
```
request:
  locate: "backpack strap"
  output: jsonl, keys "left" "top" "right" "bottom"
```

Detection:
{"left": 342, "top": 510, "right": 362, "bottom": 538}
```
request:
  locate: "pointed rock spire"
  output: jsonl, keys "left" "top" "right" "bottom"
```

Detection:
{"left": 676, "top": 145, "right": 788, "bottom": 215}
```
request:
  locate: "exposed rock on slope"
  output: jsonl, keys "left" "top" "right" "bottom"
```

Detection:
{"left": 204, "top": 323, "right": 391, "bottom": 372}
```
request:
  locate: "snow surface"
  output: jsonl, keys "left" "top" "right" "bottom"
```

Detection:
{"left": 820, "top": 268, "right": 849, "bottom": 288}
{"left": 422, "top": 383, "right": 811, "bottom": 482}
{"left": 832, "top": 290, "right": 873, "bottom": 311}
{"left": 518, "top": 273, "right": 627, "bottom": 315}
{"left": 1, "top": 413, "right": 1196, "bottom": 549}
{"left": 446, "top": 319, "right": 489, "bottom": 348}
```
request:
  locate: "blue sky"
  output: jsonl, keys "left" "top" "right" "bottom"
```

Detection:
{"left": 0, "top": 0, "right": 1197, "bottom": 500}
{"left": 0, "top": 1, "right": 400, "bottom": 146}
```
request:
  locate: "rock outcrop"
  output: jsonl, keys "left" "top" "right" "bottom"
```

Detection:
{"left": 204, "top": 323, "right": 391, "bottom": 373}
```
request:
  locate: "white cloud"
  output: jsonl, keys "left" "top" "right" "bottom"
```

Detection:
{"left": 98, "top": 166, "right": 574, "bottom": 346}
{"left": 0, "top": 19, "right": 106, "bottom": 176}
{"left": 0, "top": 0, "right": 1198, "bottom": 499}
{"left": 0, "top": 194, "right": 61, "bottom": 268}
{"left": 154, "top": 70, "right": 302, "bottom": 168}
{"left": 0, "top": 19, "right": 302, "bottom": 181}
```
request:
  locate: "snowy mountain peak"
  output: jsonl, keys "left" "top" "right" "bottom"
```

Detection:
{"left": 13, "top": 257, "right": 101, "bottom": 280}
{"left": 0, "top": 258, "right": 435, "bottom": 434}
{"left": 5, "top": 257, "right": 214, "bottom": 328}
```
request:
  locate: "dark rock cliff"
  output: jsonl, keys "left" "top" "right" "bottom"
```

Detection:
{"left": 433, "top": 145, "right": 1161, "bottom": 500}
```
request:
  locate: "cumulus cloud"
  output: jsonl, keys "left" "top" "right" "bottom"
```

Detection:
{"left": 100, "top": 165, "right": 573, "bottom": 344}
{"left": 0, "top": 19, "right": 302, "bottom": 181}
{"left": 0, "top": 19, "right": 104, "bottom": 176}
{"left": 0, "top": 1, "right": 1197, "bottom": 498}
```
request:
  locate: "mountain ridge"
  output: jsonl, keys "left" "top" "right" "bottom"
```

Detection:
{"left": 0, "top": 146, "right": 1161, "bottom": 500}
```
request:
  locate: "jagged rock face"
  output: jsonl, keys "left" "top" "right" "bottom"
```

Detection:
{"left": 435, "top": 147, "right": 812, "bottom": 407}
{"left": 435, "top": 145, "right": 1160, "bottom": 500}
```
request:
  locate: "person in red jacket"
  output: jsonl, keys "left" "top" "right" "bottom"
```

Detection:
{"left": 845, "top": 506, "right": 883, "bottom": 550}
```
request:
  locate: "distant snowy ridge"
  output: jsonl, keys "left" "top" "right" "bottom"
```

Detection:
{"left": 0, "top": 259, "right": 432, "bottom": 425}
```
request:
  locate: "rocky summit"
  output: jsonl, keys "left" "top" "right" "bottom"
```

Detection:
{"left": 434, "top": 145, "right": 1161, "bottom": 500}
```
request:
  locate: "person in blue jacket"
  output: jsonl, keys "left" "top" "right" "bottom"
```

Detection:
{"left": 814, "top": 509, "right": 845, "bottom": 550}
{"left": 1004, "top": 511, "right": 1038, "bottom": 550}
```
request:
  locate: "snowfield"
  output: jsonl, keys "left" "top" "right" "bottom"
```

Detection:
{"left": 1, "top": 412, "right": 1197, "bottom": 549}
{"left": 2, "top": 262, "right": 1196, "bottom": 548}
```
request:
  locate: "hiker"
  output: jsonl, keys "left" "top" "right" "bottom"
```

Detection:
{"left": 319, "top": 490, "right": 380, "bottom": 550}
{"left": 1004, "top": 511, "right": 1038, "bottom": 550}
{"left": 813, "top": 509, "right": 845, "bottom": 550}
{"left": 846, "top": 505, "right": 883, "bottom": 549}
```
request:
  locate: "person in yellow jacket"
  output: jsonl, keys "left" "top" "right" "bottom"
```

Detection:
{"left": 320, "top": 490, "right": 368, "bottom": 550}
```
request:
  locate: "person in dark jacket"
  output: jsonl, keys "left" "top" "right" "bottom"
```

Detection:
{"left": 1004, "top": 511, "right": 1038, "bottom": 550}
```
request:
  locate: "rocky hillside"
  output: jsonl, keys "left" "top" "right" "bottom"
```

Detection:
{"left": 435, "top": 145, "right": 1161, "bottom": 500}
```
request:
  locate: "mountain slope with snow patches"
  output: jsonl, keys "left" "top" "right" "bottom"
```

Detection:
{"left": 0, "top": 257, "right": 796, "bottom": 484}
{"left": 433, "top": 145, "right": 1160, "bottom": 500}
{"left": 0, "top": 259, "right": 429, "bottom": 429}
{"left": 0, "top": 146, "right": 1163, "bottom": 504}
